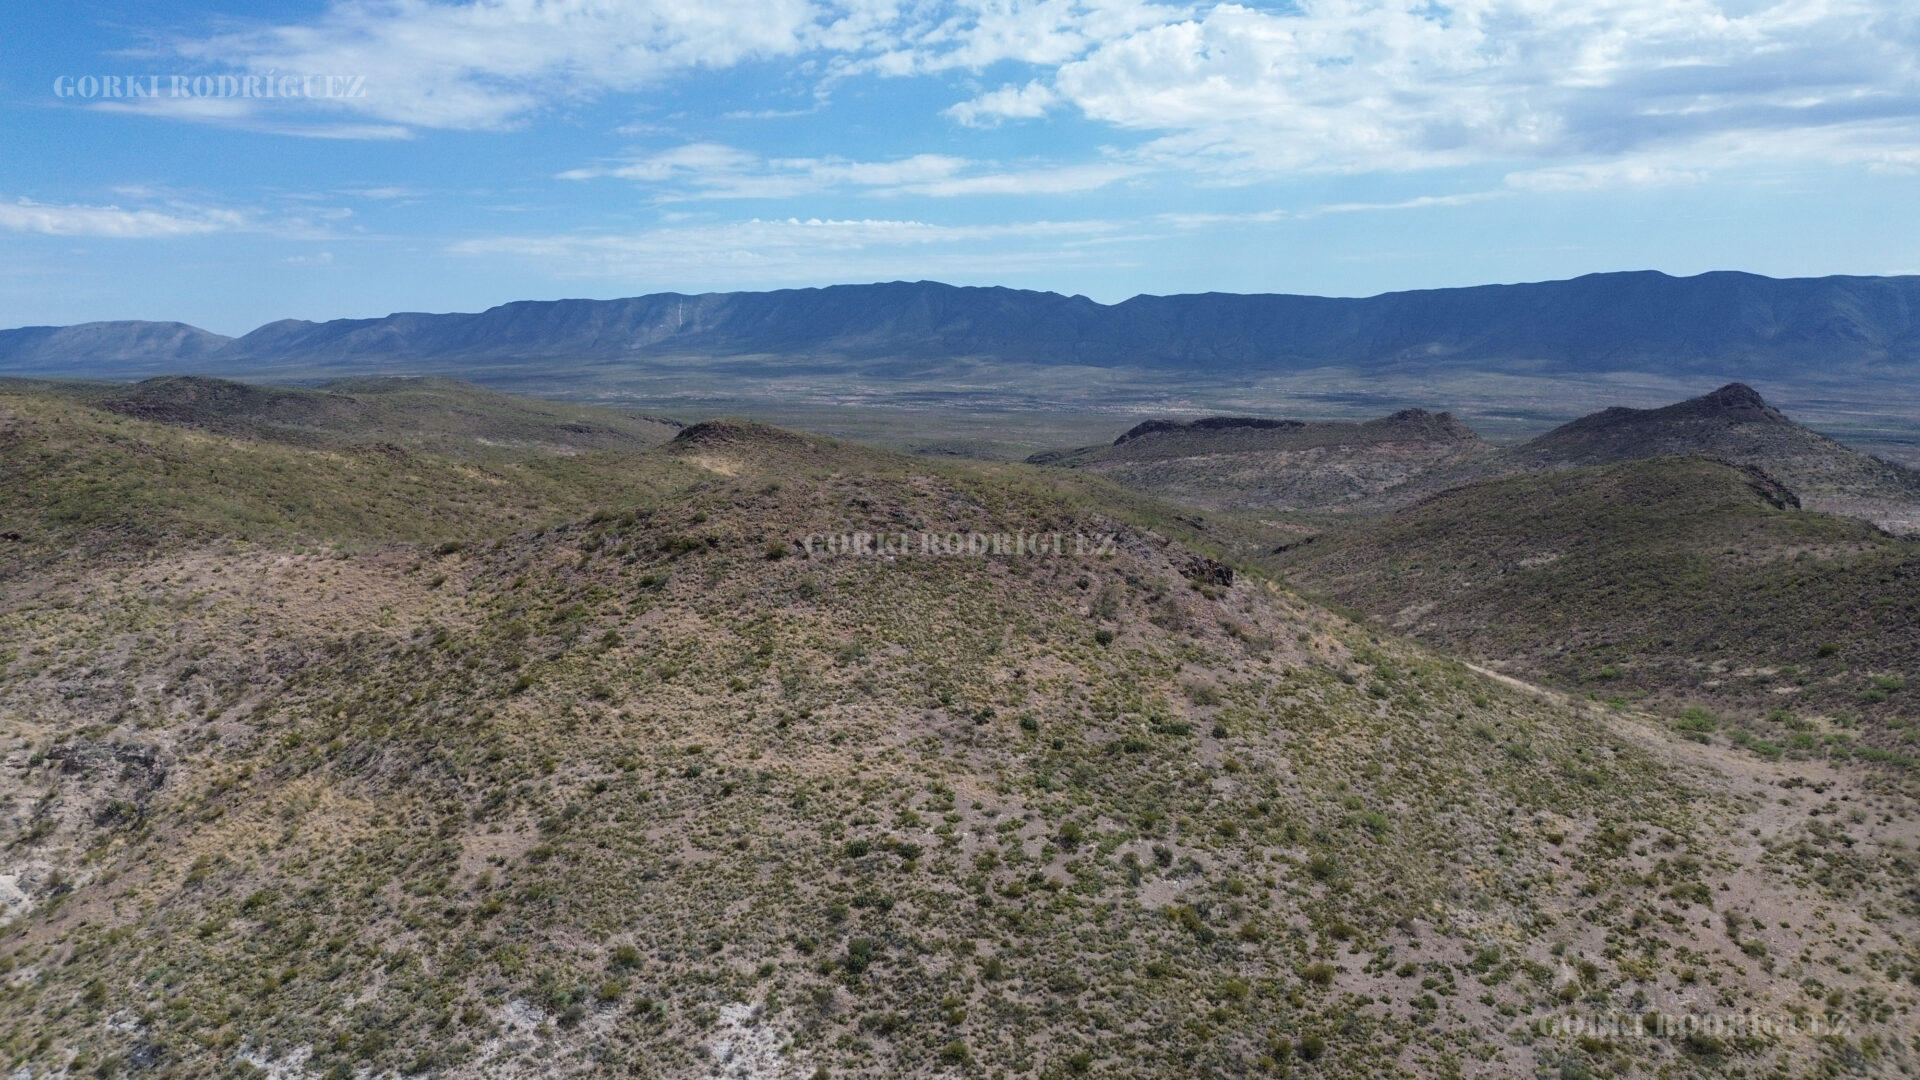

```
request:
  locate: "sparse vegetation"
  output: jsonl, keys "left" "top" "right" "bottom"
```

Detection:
{"left": 0, "top": 381, "right": 1914, "bottom": 1079}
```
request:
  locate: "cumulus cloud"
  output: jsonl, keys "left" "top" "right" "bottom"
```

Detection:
{"left": 144, "top": 0, "right": 1178, "bottom": 134}
{"left": 168, "top": 0, "right": 831, "bottom": 131}
{"left": 1053, "top": 0, "right": 1920, "bottom": 174}
{"left": 945, "top": 80, "right": 1060, "bottom": 126}
{"left": 115, "top": 0, "right": 1920, "bottom": 185}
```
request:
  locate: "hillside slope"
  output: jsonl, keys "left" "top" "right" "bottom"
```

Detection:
{"left": 1, "top": 387, "right": 1916, "bottom": 1079}
{"left": 1269, "top": 456, "right": 1920, "bottom": 765}
{"left": 0, "top": 383, "right": 701, "bottom": 577}
{"left": 1026, "top": 410, "right": 1495, "bottom": 513}
{"left": 9, "top": 375, "right": 683, "bottom": 457}
{"left": 1030, "top": 384, "right": 1920, "bottom": 532}
{"left": 1495, "top": 383, "right": 1920, "bottom": 531}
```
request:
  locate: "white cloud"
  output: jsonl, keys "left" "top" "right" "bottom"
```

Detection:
{"left": 169, "top": 0, "right": 833, "bottom": 131}
{"left": 0, "top": 193, "right": 356, "bottom": 241}
{"left": 0, "top": 196, "right": 249, "bottom": 238}
{"left": 889, "top": 162, "right": 1144, "bottom": 195}
{"left": 111, "top": 0, "right": 1920, "bottom": 188}
{"left": 450, "top": 214, "right": 1129, "bottom": 279}
{"left": 832, "top": 0, "right": 1181, "bottom": 78}
{"left": 88, "top": 97, "right": 414, "bottom": 140}
{"left": 1504, "top": 161, "right": 1706, "bottom": 192}
{"left": 559, "top": 143, "right": 767, "bottom": 183}
{"left": 559, "top": 144, "right": 971, "bottom": 198}
{"left": 1304, "top": 191, "right": 1504, "bottom": 216}
{"left": 945, "top": 80, "right": 1060, "bottom": 126}
{"left": 1051, "top": 0, "right": 1920, "bottom": 175}
{"left": 143, "top": 0, "right": 1178, "bottom": 135}
{"left": 559, "top": 143, "right": 1135, "bottom": 198}
{"left": 1156, "top": 207, "right": 1287, "bottom": 227}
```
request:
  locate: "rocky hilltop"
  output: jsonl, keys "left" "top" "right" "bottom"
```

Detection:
{"left": 1501, "top": 383, "right": 1920, "bottom": 527}
{"left": 1031, "top": 384, "right": 1920, "bottom": 531}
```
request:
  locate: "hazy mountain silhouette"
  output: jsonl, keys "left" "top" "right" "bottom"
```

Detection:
{"left": 0, "top": 321, "right": 232, "bottom": 376}
{"left": 6, "top": 271, "right": 1920, "bottom": 380}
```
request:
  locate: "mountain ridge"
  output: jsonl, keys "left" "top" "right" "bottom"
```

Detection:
{"left": 8, "top": 271, "right": 1920, "bottom": 381}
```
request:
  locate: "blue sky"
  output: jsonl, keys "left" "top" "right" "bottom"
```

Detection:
{"left": 4, "top": 0, "right": 1919, "bottom": 335}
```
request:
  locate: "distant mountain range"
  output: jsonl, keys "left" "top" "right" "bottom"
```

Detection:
{"left": 5, "top": 271, "right": 1920, "bottom": 381}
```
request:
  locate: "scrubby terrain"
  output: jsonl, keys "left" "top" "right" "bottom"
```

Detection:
{"left": 1025, "top": 411, "right": 1494, "bottom": 514}
{"left": 1030, "top": 384, "right": 1920, "bottom": 534}
{"left": 3, "top": 382, "right": 1918, "bottom": 1080}
{"left": 1493, "top": 384, "right": 1920, "bottom": 534}
{"left": 11, "top": 375, "right": 682, "bottom": 458}
{"left": 1268, "top": 456, "right": 1920, "bottom": 782}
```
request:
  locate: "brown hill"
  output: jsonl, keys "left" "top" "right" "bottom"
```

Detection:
{"left": 1026, "top": 409, "right": 1494, "bottom": 513}
{"left": 3, "top": 385, "right": 1916, "bottom": 1079}
{"left": 1495, "top": 383, "right": 1920, "bottom": 531}
{"left": 1034, "top": 385, "right": 1920, "bottom": 532}
{"left": 72, "top": 374, "right": 684, "bottom": 458}
{"left": 1268, "top": 455, "right": 1920, "bottom": 761}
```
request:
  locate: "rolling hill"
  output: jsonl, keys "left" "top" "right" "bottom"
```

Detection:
{"left": 1026, "top": 410, "right": 1495, "bottom": 513}
{"left": 1029, "top": 383, "right": 1920, "bottom": 532}
{"left": 4, "top": 375, "right": 682, "bottom": 460}
{"left": 1267, "top": 456, "right": 1920, "bottom": 766}
{"left": 4, "top": 379, "right": 1915, "bottom": 1079}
